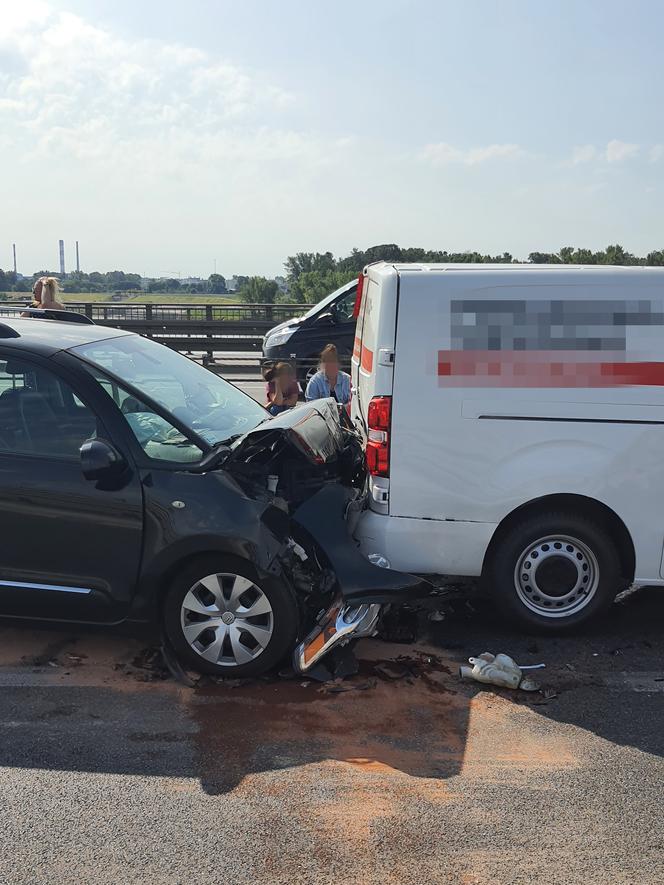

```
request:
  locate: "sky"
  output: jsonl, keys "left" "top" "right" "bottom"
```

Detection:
{"left": 1, "top": 0, "right": 664, "bottom": 278}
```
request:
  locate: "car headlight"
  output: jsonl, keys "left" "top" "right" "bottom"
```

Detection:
{"left": 265, "top": 328, "right": 294, "bottom": 348}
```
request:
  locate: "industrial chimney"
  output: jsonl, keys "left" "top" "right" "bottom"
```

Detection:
{"left": 59, "top": 239, "right": 65, "bottom": 276}
{"left": 75, "top": 240, "right": 80, "bottom": 273}
{"left": 12, "top": 244, "right": 17, "bottom": 276}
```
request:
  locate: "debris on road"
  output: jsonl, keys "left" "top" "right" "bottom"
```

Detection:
{"left": 112, "top": 646, "right": 172, "bottom": 682}
{"left": 373, "top": 661, "right": 410, "bottom": 680}
{"left": 161, "top": 635, "right": 199, "bottom": 687}
{"left": 459, "top": 651, "right": 541, "bottom": 691}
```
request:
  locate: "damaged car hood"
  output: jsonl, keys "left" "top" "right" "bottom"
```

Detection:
{"left": 228, "top": 398, "right": 345, "bottom": 466}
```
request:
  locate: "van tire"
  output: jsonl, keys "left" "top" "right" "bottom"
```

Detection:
{"left": 485, "top": 511, "right": 623, "bottom": 631}
{"left": 163, "top": 555, "right": 298, "bottom": 678}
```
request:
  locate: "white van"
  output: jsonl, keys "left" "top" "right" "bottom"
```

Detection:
{"left": 351, "top": 262, "right": 664, "bottom": 630}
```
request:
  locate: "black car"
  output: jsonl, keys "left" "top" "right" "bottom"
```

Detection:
{"left": 0, "top": 309, "right": 426, "bottom": 678}
{"left": 262, "top": 279, "right": 358, "bottom": 387}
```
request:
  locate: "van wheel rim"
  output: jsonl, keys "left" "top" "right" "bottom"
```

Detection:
{"left": 180, "top": 573, "right": 274, "bottom": 667}
{"left": 514, "top": 535, "right": 599, "bottom": 618}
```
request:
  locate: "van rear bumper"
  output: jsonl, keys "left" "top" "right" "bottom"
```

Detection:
{"left": 354, "top": 510, "right": 497, "bottom": 577}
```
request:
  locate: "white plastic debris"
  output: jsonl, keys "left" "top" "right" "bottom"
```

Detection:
{"left": 459, "top": 651, "right": 541, "bottom": 692}
{"left": 287, "top": 539, "right": 308, "bottom": 562}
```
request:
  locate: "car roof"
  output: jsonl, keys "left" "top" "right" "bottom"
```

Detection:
{"left": 0, "top": 316, "right": 133, "bottom": 358}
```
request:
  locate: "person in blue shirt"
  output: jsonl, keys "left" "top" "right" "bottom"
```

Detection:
{"left": 305, "top": 343, "right": 351, "bottom": 406}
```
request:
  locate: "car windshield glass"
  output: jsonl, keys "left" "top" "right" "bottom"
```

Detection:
{"left": 71, "top": 335, "right": 267, "bottom": 447}
{"left": 300, "top": 282, "right": 356, "bottom": 321}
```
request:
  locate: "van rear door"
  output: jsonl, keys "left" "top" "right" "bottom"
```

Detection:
{"left": 351, "top": 263, "right": 398, "bottom": 511}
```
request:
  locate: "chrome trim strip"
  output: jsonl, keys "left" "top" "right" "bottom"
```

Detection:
{"left": 0, "top": 580, "right": 92, "bottom": 595}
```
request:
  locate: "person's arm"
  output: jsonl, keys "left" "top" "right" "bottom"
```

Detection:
{"left": 268, "top": 379, "right": 285, "bottom": 406}
{"left": 305, "top": 374, "right": 319, "bottom": 401}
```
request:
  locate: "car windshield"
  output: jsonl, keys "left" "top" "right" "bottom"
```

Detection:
{"left": 71, "top": 335, "right": 267, "bottom": 448}
{"left": 299, "top": 281, "right": 356, "bottom": 321}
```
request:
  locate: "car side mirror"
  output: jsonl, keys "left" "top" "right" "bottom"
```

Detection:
{"left": 80, "top": 438, "right": 126, "bottom": 481}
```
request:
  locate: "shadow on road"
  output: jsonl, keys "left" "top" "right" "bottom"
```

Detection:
{"left": 427, "top": 584, "right": 664, "bottom": 761}
{"left": 191, "top": 649, "right": 469, "bottom": 794}
{"left": 0, "top": 586, "right": 661, "bottom": 794}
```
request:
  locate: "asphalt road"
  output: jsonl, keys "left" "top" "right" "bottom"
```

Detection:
{"left": 0, "top": 587, "right": 662, "bottom": 885}
{"left": 234, "top": 378, "right": 266, "bottom": 403}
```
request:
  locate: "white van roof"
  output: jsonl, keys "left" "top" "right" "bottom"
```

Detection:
{"left": 369, "top": 261, "right": 664, "bottom": 277}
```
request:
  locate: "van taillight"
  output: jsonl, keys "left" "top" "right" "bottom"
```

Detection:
{"left": 366, "top": 396, "right": 391, "bottom": 477}
{"left": 352, "top": 273, "right": 365, "bottom": 319}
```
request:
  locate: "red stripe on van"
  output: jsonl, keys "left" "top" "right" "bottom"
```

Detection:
{"left": 361, "top": 345, "right": 374, "bottom": 373}
{"left": 353, "top": 336, "right": 361, "bottom": 359}
{"left": 437, "top": 350, "right": 664, "bottom": 387}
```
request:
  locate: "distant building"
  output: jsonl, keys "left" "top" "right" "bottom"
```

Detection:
{"left": 274, "top": 275, "right": 289, "bottom": 293}
{"left": 179, "top": 277, "right": 203, "bottom": 286}
{"left": 226, "top": 276, "right": 240, "bottom": 292}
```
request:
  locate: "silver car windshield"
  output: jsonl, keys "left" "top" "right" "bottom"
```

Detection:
{"left": 72, "top": 334, "right": 267, "bottom": 447}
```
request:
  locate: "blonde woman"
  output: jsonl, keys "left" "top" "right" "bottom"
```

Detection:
{"left": 20, "top": 277, "right": 45, "bottom": 316}
{"left": 39, "top": 277, "right": 66, "bottom": 311}
{"left": 30, "top": 277, "right": 44, "bottom": 306}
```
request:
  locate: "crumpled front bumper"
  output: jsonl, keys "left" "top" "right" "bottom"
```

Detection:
{"left": 291, "top": 483, "right": 432, "bottom": 605}
{"left": 289, "top": 484, "right": 432, "bottom": 673}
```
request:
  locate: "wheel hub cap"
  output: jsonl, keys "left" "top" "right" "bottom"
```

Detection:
{"left": 180, "top": 572, "right": 274, "bottom": 667}
{"left": 514, "top": 535, "right": 600, "bottom": 618}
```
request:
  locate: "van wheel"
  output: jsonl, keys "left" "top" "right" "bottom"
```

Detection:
{"left": 485, "top": 512, "right": 623, "bottom": 631}
{"left": 163, "top": 556, "right": 298, "bottom": 677}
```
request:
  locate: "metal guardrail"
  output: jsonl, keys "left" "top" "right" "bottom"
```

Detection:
{"left": 64, "top": 301, "right": 304, "bottom": 325}
{"left": 8, "top": 301, "right": 306, "bottom": 365}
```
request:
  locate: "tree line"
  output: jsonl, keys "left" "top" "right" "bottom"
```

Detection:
{"left": 279, "top": 242, "right": 664, "bottom": 304}
{"left": 3, "top": 242, "right": 664, "bottom": 305}
{"left": 0, "top": 269, "right": 235, "bottom": 295}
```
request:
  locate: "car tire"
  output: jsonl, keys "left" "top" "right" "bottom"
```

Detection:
{"left": 484, "top": 511, "right": 624, "bottom": 631}
{"left": 163, "top": 555, "right": 299, "bottom": 677}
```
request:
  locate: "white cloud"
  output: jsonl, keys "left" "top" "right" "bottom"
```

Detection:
{"left": 605, "top": 140, "right": 639, "bottom": 163}
{"left": 649, "top": 144, "right": 664, "bottom": 163}
{"left": 419, "top": 142, "right": 523, "bottom": 167}
{"left": 571, "top": 144, "right": 597, "bottom": 165}
{"left": 0, "top": 3, "right": 342, "bottom": 178}
{"left": 0, "top": 9, "right": 292, "bottom": 133}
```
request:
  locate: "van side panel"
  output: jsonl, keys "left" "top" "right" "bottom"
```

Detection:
{"left": 388, "top": 269, "right": 664, "bottom": 581}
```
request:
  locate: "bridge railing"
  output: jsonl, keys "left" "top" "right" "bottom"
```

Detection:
{"left": 4, "top": 301, "right": 311, "bottom": 367}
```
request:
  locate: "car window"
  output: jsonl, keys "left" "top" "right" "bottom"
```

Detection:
{"left": 300, "top": 282, "right": 356, "bottom": 321}
{"left": 85, "top": 366, "right": 203, "bottom": 464}
{"left": 0, "top": 358, "right": 100, "bottom": 459}
{"left": 335, "top": 289, "right": 358, "bottom": 322}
